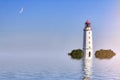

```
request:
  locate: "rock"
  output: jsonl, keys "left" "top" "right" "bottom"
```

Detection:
{"left": 68, "top": 49, "right": 83, "bottom": 60}
{"left": 95, "top": 49, "right": 116, "bottom": 59}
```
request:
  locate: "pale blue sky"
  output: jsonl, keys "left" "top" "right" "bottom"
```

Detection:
{"left": 0, "top": 0, "right": 120, "bottom": 59}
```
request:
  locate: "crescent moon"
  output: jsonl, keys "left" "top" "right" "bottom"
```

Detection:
{"left": 19, "top": 8, "right": 24, "bottom": 14}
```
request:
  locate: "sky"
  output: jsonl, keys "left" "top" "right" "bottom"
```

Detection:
{"left": 0, "top": 0, "right": 120, "bottom": 62}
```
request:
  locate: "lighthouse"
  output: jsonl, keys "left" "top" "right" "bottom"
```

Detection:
{"left": 83, "top": 20, "right": 93, "bottom": 79}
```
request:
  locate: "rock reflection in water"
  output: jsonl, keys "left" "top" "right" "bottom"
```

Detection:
{"left": 83, "top": 77, "right": 90, "bottom": 80}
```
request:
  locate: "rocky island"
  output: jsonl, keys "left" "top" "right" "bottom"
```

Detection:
{"left": 95, "top": 49, "right": 116, "bottom": 59}
{"left": 68, "top": 49, "right": 83, "bottom": 60}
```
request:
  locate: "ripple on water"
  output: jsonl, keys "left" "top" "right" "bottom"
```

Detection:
{"left": 0, "top": 70, "right": 83, "bottom": 80}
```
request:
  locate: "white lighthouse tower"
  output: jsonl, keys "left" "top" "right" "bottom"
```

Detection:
{"left": 83, "top": 20, "right": 93, "bottom": 79}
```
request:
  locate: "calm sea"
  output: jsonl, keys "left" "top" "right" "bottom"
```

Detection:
{"left": 0, "top": 54, "right": 120, "bottom": 80}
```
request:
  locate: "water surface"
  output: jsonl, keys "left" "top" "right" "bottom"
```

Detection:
{"left": 0, "top": 53, "right": 120, "bottom": 80}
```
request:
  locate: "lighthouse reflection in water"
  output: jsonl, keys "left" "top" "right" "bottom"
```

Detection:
{"left": 83, "top": 20, "right": 93, "bottom": 80}
{"left": 83, "top": 58, "right": 92, "bottom": 80}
